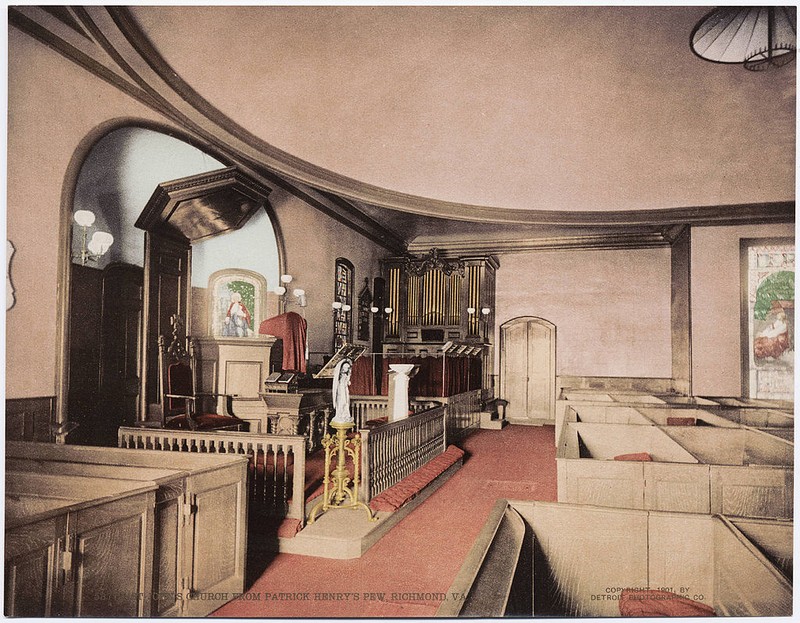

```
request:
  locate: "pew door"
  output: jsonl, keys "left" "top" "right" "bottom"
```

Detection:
{"left": 500, "top": 317, "right": 556, "bottom": 424}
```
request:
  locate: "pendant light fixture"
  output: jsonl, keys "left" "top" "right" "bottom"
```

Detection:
{"left": 690, "top": 6, "right": 796, "bottom": 71}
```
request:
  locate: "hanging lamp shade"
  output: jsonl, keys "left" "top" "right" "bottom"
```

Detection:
{"left": 690, "top": 6, "right": 796, "bottom": 71}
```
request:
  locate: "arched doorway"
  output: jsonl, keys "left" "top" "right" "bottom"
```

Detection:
{"left": 499, "top": 316, "right": 556, "bottom": 424}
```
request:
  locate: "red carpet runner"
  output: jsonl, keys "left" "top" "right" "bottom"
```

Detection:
{"left": 213, "top": 424, "right": 557, "bottom": 618}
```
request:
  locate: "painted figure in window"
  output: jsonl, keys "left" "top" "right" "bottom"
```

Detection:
{"left": 331, "top": 357, "right": 353, "bottom": 424}
{"left": 224, "top": 292, "right": 252, "bottom": 337}
{"left": 754, "top": 302, "right": 792, "bottom": 361}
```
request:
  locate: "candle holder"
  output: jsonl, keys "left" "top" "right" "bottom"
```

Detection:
{"left": 307, "top": 420, "right": 376, "bottom": 523}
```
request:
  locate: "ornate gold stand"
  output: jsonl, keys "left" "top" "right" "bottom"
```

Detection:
{"left": 307, "top": 421, "right": 376, "bottom": 523}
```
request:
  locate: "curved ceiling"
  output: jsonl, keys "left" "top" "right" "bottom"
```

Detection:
{"left": 127, "top": 5, "right": 795, "bottom": 214}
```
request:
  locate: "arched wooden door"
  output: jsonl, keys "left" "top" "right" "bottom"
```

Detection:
{"left": 500, "top": 317, "right": 556, "bottom": 424}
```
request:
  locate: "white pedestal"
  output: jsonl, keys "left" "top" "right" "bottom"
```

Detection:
{"left": 388, "top": 364, "right": 416, "bottom": 423}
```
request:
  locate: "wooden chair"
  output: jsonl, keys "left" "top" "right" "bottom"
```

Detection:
{"left": 158, "top": 327, "right": 246, "bottom": 432}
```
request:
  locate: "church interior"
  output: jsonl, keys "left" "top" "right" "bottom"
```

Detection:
{"left": 5, "top": 5, "right": 796, "bottom": 618}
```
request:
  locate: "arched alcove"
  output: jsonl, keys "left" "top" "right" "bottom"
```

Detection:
{"left": 65, "top": 125, "right": 281, "bottom": 444}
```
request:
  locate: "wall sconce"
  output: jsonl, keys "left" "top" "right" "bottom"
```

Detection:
{"left": 274, "top": 275, "right": 306, "bottom": 311}
{"left": 73, "top": 210, "right": 113, "bottom": 266}
{"left": 274, "top": 275, "right": 293, "bottom": 294}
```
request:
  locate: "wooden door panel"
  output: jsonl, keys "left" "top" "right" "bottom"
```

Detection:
{"left": 153, "top": 499, "right": 182, "bottom": 616}
{"left": 527, "top": 321, "right": 554, "bottom": 421}
{"left": 142, "top": 232, "right": 191, "bottom": 419}
{"left": 191, "top": 484, "right": 239, "bottom": 593}
{"left": 501, "top": 321, "right": 528, "bottom": 421}
{"left": 100, "top": 264, "right": 143, "bottom": 432}
{"left": 5, "top": 544, "right": 56, "bottom": 616}
{"left": 73, "top": 515, "right": 146, "bottom": 617}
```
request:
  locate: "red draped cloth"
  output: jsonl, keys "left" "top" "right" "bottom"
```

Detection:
{"left": 348, "top": 355, "right": 376, "bottom": 395}
{"left": 258, "top": 312, "right": 307, "bottom": 373}
{"left": 379, "top": 355, "right": 481, "bottom": 397}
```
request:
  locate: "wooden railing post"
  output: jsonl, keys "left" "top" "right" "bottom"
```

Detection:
{"left": 359, "top": 428, "right": 371, "bottom": 502}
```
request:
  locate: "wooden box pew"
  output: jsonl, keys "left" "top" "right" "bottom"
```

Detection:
{"left": 555, "top": 391, "right": 720, "bottom": 432}
{"left": 704, "top": 407, "right": 794, "bottom": 442}
{"left": 557, "top": 422, "right": 793, "bottom": 518}
{"left": 7, "top": 441, "right": 248, "bottom": 617}
{"left": 727, "top": 517, "right": 793, "bottom": 581}
{"left": 555, "top": 404, "right": 739, "bottom": 447}
{"left": 557, "top": 422, "right": 706, "bottom": 513}
{"left": 555, "top": 405, "right": 653, "bottom": 446}
{"left": 661, "top": 427, "right": 794, "bottom": 520}
{"left": 706, "top": 407, "right": 794, "bottom": 427}
{"left": 635, "top": 407, "right": 739, "bottom": 428}
{"left": 705, "top": 396, "right": 794, "bottom": 412}
{"left": 117, "top": 427, "right": 305, "bottom": 534}
{"left": 558, "top": 389, "right": 720, "bottom": 405}
{"left": 441, "top": 499, "right": 791, "bottom": 618}
{"left": 5, "top": 470, "right": 157, "bottom": 618}
{"left": 660, "top": 426, "right": 793, "bottom": 467}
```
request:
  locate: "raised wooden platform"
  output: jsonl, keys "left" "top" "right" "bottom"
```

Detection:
{"left": 274, "top": 459, "right": 463, "bottom": 559}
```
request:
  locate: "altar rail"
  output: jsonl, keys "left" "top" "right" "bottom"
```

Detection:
{"left": 351, "top": 396, "right": 442, "bottom": 429}
{"left": 361, "top": 406, "right": 447, "bottom": 500}
{"left": 118, "top": 428, "right": 307, "bottom": 526}
{"left": 358, "top": 389, "right": 483, "bottom": 500}
{"left": 446, "top": 389, "right": 483, "bottom": 440}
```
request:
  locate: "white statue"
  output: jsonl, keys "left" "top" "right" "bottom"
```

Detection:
{"left": 331, "top": 357, "right": 354, "bottom": 424}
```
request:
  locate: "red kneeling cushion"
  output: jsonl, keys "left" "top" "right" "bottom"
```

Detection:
{"left": 613, "top": 452, "right": 653, "bottom": 461}
{"left": 619, "top": 589, "right": 715, "bottom": 617}
{"left": 667, "top": 417, "right": 696, "bottom": 426}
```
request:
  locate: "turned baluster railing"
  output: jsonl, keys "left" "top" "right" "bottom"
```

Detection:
{"left": 445, "top": 389, "right": 482, "bottom": 440}
{"left": 118, "top": 427, "right": 307, "bottom": 526}
{"left": 351, "top": 396, "right": 443, "bottom": 429}
{"left": 350, "top": 396, "right": 389, "bottom": 429}
{"left": 360, "top": 406, "right": 447, "bottom": 500}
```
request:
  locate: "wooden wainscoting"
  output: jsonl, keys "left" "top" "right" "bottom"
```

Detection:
{"left": 6, "top": 396, "right": 57, "bottom": 442}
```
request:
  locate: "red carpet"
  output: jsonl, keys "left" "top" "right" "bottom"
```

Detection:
{"left": 213, "top": 424, "right": 557, "bottom": 618}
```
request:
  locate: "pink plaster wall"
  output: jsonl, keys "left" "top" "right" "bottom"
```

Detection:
{"left": 5, "top": 29, "right": 391, "bottom": 399}
{"left": 269, "top": 189, "right": 388, "bottom": 363}
{"left": 691, "top": 223, "right": 795, "bottom": 396}
{"left": 495, "top": 247, "right": 673, "bottom": 378}
{"left": 6, "top": 30, "right": 167, "bottom": 398}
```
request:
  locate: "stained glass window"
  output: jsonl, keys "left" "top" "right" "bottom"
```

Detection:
{"left": 334, "top": 258, "right": 353, "bottom": 349}
{"left": 745, "top": 241, "right": 794, "bottom": 400}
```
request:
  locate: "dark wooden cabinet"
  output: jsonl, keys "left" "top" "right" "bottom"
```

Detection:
{"left": 6, "top": 442, "right": 249, "bottom": 617}
{"left": 5, "top": 472, "right": 156, "bottom": 617}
